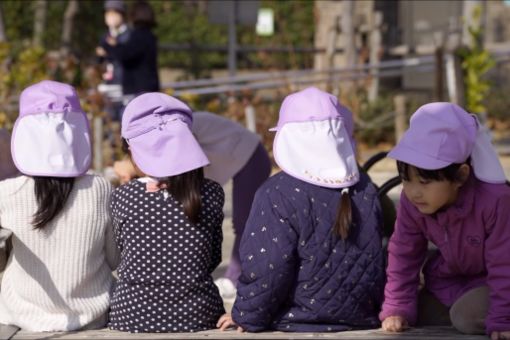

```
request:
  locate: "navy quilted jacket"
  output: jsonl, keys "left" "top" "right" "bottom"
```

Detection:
{"left": 232, "top": 171, "right": 385, "bottom": 332}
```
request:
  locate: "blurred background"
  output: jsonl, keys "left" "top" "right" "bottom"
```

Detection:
{"left": 0, "top": 0, "right": 509, "bottom": 172}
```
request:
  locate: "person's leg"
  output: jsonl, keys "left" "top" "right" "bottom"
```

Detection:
{"left": 416, "top": 288, "right": 451, "bottom": 326}
{"left": 224, "top": 143, "right": 271, "bottom": 285}
{"left": 449, "top": 286, "right": 488, "bottom": 334}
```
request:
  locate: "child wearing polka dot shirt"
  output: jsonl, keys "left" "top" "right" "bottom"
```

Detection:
{"left": 108, "top": 93, "right": 225, "bottom": 333}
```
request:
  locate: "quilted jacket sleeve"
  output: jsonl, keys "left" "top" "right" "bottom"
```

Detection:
{"left": 232, "top": 185, "right": 299, "bottom": 332}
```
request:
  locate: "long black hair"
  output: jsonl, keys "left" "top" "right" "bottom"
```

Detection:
{"left": 32, "top": 177, "right": 75, "bottom": 230}
{"left": 162, "top": 168, "right": 204, "bottom": 224}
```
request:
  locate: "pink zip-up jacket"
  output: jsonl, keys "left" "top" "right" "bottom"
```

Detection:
{"left": 380, "top": 175, "right": 510, "bottom": 334}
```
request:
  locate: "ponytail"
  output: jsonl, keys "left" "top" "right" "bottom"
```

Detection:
{"left": 163, "top": 168, "right": 204, "bottom": 224}
{"left": 333, "top": 188, "right": 352, "bottom": 240}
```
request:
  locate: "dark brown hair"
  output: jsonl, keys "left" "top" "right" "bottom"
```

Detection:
{"left": 333, "top": 189, "right": 352, "bottom": 240}
{"left": 129, "top": 0, "right": 156, "bottom": 28}
{"left": 32, "top": 177, "right": 75, "bottom": 229}
{"left": 396, "top": 160, "right": 469, "bottom": 182}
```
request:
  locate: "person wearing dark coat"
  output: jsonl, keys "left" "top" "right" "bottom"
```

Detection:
{"left": 101, "top": 0, "right": 160, "bottom": 97}
{"left": 217, "top": 87, "right": 386, "bottom": 332}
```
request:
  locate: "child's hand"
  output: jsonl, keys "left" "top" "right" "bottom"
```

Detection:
{"left": 217, "top": 313, "right": 244, "bottom": 332}
{"left": 491, "top": 331, "right": 510, "bottom": 339}
{"left": 114, "top": 159, "right": 136, "bottom": 185}
{"left": 382, "top": 315, "right": 408, "bottom": 332}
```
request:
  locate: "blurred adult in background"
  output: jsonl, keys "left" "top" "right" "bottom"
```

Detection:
{"left": 99, "top": 0, "right": 160, "bottom": 105}
{"left": 96, "top": 0, "right": 131, "bottom": 121}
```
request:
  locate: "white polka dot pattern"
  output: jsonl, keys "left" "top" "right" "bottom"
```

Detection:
{"left": 108, "top": 179, "right": 225, "bottom": 333}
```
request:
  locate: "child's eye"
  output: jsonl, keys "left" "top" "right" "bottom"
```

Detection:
{"left": 419, "top": 179, "right": 430, "bottom": 185}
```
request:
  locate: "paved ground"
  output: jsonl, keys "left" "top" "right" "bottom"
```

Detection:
{"left": 12, "top": 326, "right": 487, "bottom": 339}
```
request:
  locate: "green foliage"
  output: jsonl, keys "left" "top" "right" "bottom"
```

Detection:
{"left": 0, "top": 43, "right": 48, "bottom": 129}
{"left": 238, "top": 0, "right": 315, "bottom": 69}
{"left": 153, "top": 0, "right": 315, "bottom": 78}
{"left": 151, "top": 1, "right": 227, "bottom": 79}
{"left": 456, "top": 5, "right": 495, "bottom": 114}
{"left": 356, "top": 92, "right": 396, "bottom": 147}
{"left": 1, "top": 0, "right": 315, "bottom": 78}
{"left": 485, "top": 85, "right": 510, "bottom": 120}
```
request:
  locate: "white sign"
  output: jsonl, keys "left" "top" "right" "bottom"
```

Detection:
{"left": 256, "top": 8, "right": 274, "bottom": 36}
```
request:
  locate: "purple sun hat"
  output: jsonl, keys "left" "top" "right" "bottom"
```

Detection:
{"left": 389, "top": 102, "right": 506, "bottom": 183}
{"left": 388, "top": 102, "right": 477, "bottom": 169}
{"left": 11, "top": 80, "right": 91, "bottom": 177}
{"left": 269, "top": 86, "right": 356, "bottom": 146}
{"left": 271, "top": 87, "right": 359, "bottom": 188}
{"left": 121, "top": 93, "right": 209, "bottom": 178}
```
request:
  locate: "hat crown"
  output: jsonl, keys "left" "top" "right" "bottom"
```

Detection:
{"left": 19, "top": 80, "right": 83, "bottom": 117}
{"left": 388, "top": 102, "right": 478, "bottom": 170}
{"left": 273, "top": 87, "right": 354, "bottom": 137}
{"left": 121, "top": 93, "right": 192, "bottom": 139}
{"left": 411, "top": 102, "right": 476, "bottom": 162}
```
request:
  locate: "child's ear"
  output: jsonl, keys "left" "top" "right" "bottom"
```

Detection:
{"left": 456, "top": 164, "right": 471, "bottom": 185}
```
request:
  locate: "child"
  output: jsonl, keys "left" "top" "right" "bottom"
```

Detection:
{"left": 0, "top": 80, "right": 119, "bottom": 331}
{"left": 218, "top": 87, "right": 385, "bottom": 332}
{"left": 111, "top": 110, "right": 271, "bottom": 299}
{"left": 108, "top": 93, "right": 225, "bottom": 333}
{"left": 379, "top": 103, "right": 510, "bottom": 339}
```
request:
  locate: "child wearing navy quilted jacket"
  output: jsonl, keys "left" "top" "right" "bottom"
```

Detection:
{"left": 218, "top": 87, "right": 386, "bottom": 332}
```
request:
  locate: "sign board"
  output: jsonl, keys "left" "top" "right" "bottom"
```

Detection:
{"left": 256, "top": 8, "right": 274, "bottom": 36}
{"left": 208, "top": 0, "right": 259, "bottom": 25}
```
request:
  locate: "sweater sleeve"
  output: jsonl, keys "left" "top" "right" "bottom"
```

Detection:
{"left": 379, "top": 193, "right": 428, "bottom": 325}
{"left": 232, "top": 186, "right": 298, "bottom": 332}
{"left": 104, "top": 181, "right": 120, "bottom": 271}
{"left": 484, "top": 194, "right": 510, "bottom": 334}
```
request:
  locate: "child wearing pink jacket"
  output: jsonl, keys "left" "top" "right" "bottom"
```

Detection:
{"left": 380, "top": 103, "right": 510, "bottom": 339}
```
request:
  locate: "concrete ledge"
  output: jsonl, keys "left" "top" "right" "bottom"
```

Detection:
{"left": 13, "top": 326, "right": 486, "bottom": 339}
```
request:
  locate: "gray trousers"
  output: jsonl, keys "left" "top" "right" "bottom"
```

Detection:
{"left": 417, "top": 286, "right": 489, "bottom": 334}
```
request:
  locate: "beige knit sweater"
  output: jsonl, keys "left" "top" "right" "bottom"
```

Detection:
{"left": 0, "top": 174, "right": 119, "bottom": 331}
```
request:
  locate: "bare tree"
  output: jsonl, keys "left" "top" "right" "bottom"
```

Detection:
{"left": 33, "top": 0, "right": 47, "bottom": 47}
{"left": 60, "top": 0, "right": 79, "bottom": 56}
{"left": 0, "top": 4, "right": 6, "bottom": 43}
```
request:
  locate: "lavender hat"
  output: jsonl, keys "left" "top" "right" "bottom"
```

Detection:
{"left": 389, "top": 102, "right": 506, "bottom": 184}
{"left": 11, "top": 80, "right": 91, "bottom": 177}
{"left": 270, "top": 87, "right": 356, "bottom": 147}
{"left": 271, "top": 87, "right": 359, "bottom": 188}
{"left": 121, "top": 93, "right": 209, "bottom": 178}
